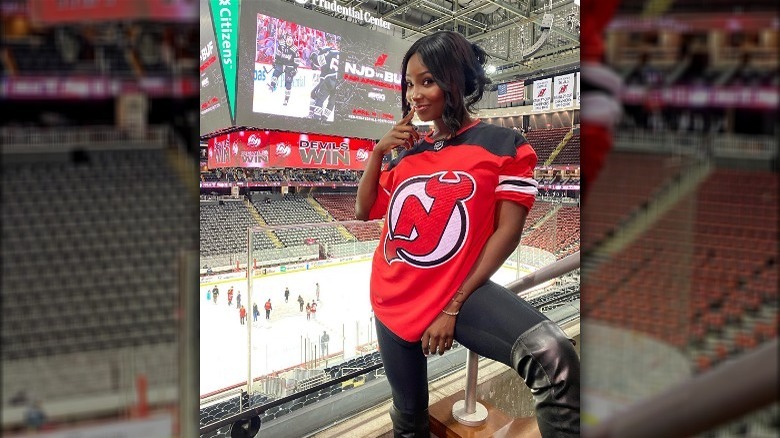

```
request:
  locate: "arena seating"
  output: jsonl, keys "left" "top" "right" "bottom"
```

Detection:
{"left": 250, "top": 195, "right": 354, "bottom": 249}
{"left": 582, "top": 151, "right": 687, "bottom": 250}
{"left": 252, "top": 195, "right": 327, "bottom": 226}
{"left": 552, "top": 131, "right": 580, "bottom": 166}
{"left": 199, "top": 200, "right": 278, "bottom": 266}
{"left": 523, "top": 200, "right": 554, "bottom": 229}
{"left": 584, "top": 189, "right": 702, "bottom": 348}
{"left": 3, "top": 24, "right": 197, "bottom": 77}
{"left": 6, "top": 38, "right": 73, "bottom": 74}
{"left": 523, "top": 205, "right": 580, "bottom": 258}
{"left": 584, "top": 168, "right": 777, "bottom": 367}
{"left": 523, "top": 127, "right": 570, "bottom": 163}
{"left": 2, "top": 147, "right": 193, "bottom": 405}
{"left": 688, "top": 170, "right": 777, "bottom": 370}
{"left": 314, "top": 194, "right": 382, "bottom": 241}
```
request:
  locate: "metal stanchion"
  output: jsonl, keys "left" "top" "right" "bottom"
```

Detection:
{"left": 451, "top": 350, "right": 488, "bottom": 426}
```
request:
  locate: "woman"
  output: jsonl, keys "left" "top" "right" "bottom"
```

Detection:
{"left": 356, "top": 31, "right": 579, "bottom": 437}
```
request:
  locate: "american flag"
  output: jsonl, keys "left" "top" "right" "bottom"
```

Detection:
{"left": 496, "top": 81, "right": 525, "bottom": 104}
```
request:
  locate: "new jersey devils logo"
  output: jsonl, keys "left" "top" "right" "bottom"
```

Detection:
{"left": 275, "top": 143, "right": 291, "bottom": 157}
{"left": 247, "top": 134, "right": 262, "bottom": 148}
{"left": 384, "top": 171, "right": 476, "bottom": 267}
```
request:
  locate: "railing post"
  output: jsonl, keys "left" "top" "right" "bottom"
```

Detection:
{"left": 247, "top": 229, "right": 254, "bottom": 395}
{"left": 452, "top": 350, "right": 488, "bottom": 426}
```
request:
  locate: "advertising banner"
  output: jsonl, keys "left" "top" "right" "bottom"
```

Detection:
{"left": 575, "top": 72, "right": 580, "bottom": 106}
{"left": 200, "top": 0, "right": 232, "bottom": 133}
{"left": 533, "top": 78, "right": 552, "bottom": 112}
{"left": 29, "top": 0, "right": 196, "bottom": 24}
{"left": 207, "top": 130, "right": 375, "bottom": 170}
{"left": 209, "top": 0, "right": 240, "bottom": 121}
{"left": 0, "top": 77, "right": 198, "bottom": 99}
{"left": 620, "top": 85, "right": 778, "bottom": 109}
{"left": 199, "top": 181, "right": 358, "bottom": 188}
{"left": 554, "top": 73, "right": 575, "bottom": 109}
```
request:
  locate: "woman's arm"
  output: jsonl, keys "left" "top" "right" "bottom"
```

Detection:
{"left": 446, "top": 200, "right": 528, "bottom": 311}
{"left": 355, "top": 148, "right": 387, "bottom": 220}
{"left": 422, "top": 200, "right": 530, "bottom": 355}
{"left": 355, "top": 109, "right": 418, "bottom": 220}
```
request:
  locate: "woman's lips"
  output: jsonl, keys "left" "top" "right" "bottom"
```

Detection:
{"left": 414, "top": 105, "right": 430, "bottom": 112}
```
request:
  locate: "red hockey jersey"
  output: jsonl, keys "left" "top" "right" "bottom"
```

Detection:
{"left": 367, "top": 119, "right": 538, "bottom": 342}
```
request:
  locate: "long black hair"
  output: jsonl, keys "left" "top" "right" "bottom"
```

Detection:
{"left": 400, "top": 31, "right": 491, "bottom": 136}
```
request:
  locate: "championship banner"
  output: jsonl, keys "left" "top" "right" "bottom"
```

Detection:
{"left": 533, "top": 78, "right": 552, "bottom": 112}
{"left": 554, "top": 73, "right": 575, "bottom": 109}
{"left": 207, "top": 130, "right": 375, "bottom": 170}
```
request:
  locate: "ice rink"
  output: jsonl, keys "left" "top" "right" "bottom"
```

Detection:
{"left": 200, "top": 260, "right": 525, "bottom": 396}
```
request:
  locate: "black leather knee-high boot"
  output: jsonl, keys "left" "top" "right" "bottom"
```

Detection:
{"left": 511, "top": 320, "right": 580, "bottom": 437}
{"left": 389, "top": 405, "right": 430, "bottom": 438}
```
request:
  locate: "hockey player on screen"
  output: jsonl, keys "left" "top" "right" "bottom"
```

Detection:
{"left": 268, "top": 33, "right": 303, "bottom": 106}
{"left": 308, "top": 35, "right": 340, "bottom": 121}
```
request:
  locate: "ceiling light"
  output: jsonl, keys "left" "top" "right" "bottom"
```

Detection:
{"left": 486, "top": 64, "right": 497, "bottom": 75}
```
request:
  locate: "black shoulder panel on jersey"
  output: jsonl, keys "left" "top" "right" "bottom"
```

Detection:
{"left": 386, "top": 122, "right": 529, "bottom": 171}
{"left": 454, "top": 122, "right": 527, "bottom": 157}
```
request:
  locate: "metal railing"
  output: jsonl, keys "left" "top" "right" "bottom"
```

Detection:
{"left": 452, "top": 250, "right": 581, "bottom": 427}
{"left": 199, "top": 364, "right": 384, "bottom": 435}
{"left": 582, "top": 338, "right": 779, "bottom": 438}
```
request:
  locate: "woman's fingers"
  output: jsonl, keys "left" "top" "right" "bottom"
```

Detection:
{"left": 421, "top": 333, "right": 452, "bottom": 356}
{"left": 392, "top": 128, "right": 418, "bottom": 150}
{"left": 395, "top": 109, "right": 418, "bottom": 148}
{"left": 398, "top": 107, "right": 416, "bottom": 125}
{"left": 437, "top": 336, "right": 452, "bottom": 355}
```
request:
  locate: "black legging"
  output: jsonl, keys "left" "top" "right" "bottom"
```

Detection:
{"left": 375, "top": 280, "right": 548, "bottom": 415}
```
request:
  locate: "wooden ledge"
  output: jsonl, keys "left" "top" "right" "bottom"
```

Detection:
{"left": 429, "top": 390, "right": 541, "bottom": 438}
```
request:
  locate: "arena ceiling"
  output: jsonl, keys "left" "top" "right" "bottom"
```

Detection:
{"left": 289, "top": 0, "right": 581, "bottom": 82}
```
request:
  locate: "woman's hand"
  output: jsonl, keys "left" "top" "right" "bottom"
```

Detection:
{"left": 421, "top": 312, "right": 457, "bottom": 356}
{"left": 374, "top": 108, "right": 419, "bottom": 155}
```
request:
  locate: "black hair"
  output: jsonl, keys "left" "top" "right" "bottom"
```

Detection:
{"left": 401, "top": 31, "right": 491, "bottom": 136}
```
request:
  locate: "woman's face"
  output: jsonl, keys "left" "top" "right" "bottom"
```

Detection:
{"left": 405, "top": 53, "right": 445, "bottom": 123}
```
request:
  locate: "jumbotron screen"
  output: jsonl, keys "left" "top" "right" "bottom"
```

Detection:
{"left": 233, "top": 0, "right": 412, "bottom": 140}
